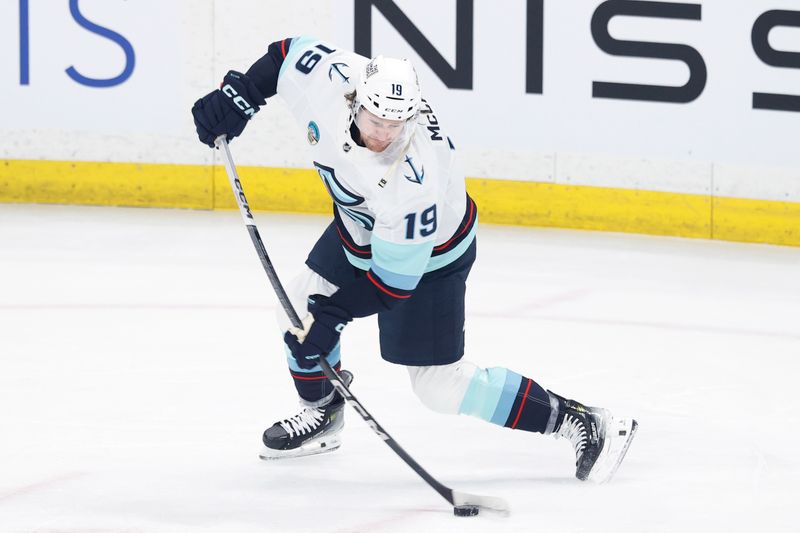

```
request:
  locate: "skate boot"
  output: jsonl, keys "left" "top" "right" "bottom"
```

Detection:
{"left": 551, "top": 392, "right": 638, "bottom": 483}
{"left": 259, "top": 370, "right": 353, "bottom": 460}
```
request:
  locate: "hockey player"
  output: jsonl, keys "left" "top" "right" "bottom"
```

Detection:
{"left": 191, "top": 37, "right": 637, "bottom": 483}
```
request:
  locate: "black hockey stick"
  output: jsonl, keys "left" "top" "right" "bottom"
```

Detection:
{"left": 215, "top": 136, "right": 509, "bottom": 517}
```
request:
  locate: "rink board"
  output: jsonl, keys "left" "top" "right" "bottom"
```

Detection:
{"left": 3, "top": 0, "right": 800, "bottom": 247}
{"left": 2, "top": 158, "right": 798, "bottom": 247}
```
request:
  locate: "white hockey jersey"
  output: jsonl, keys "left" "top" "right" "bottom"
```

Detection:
{"left": 277, "top": 37, "right": 477, "bottom": 294}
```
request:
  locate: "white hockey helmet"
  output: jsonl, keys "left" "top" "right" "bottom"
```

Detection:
{"left": 355, "top": 56, "right": 421, "bottom": 121}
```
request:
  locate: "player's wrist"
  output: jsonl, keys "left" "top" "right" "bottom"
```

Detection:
{"left": 220, "top": 70, "right": 266, "bottom": 120}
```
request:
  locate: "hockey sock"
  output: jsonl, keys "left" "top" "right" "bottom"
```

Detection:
{"left": 504, "top": 376, "right": 558, "bottom": 433}
{"left": 286, "top": 343, "right": 342, "bottom": 403}
{"left": 458, "top": 367, "right": 557, "bottom": 434}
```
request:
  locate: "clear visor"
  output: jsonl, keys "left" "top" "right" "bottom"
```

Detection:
{"left": 354, "top": 106, "right": 414, "bottom": 155}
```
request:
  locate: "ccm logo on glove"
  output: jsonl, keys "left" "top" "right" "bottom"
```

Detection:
{"left": 191, "top": 70, "right": 266, "bottom": 147}
{"left": 221, "top": 83, "right": 255, "bottom": 117}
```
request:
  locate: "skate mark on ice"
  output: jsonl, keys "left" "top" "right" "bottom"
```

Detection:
{"left": 330, "top": 508, "right": 438, "bottom": 533}
{"left": 0, "top": 303, "right": 272, "bottom": 311}
{"left": 0, "top": 471, "right": 85, "bottom": 503}
{"left": 469, "top": 288, "right": 594, "bottom": 318}
{"left": 521, "top": 315, "right": 800, "bottom": 342}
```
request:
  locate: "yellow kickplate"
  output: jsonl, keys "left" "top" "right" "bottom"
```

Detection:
{"left": 2, "top": 159, "right": 798, "bottom": 247}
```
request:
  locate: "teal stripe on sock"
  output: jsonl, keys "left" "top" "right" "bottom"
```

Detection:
{"left": 459, "top": 367, "right": 521, "bottom": 423}
{"left": 490, "top": 370, "right": 523, "bottom": 425}
{"left": 286, "top": 343, "right": 341, "bottom": 373}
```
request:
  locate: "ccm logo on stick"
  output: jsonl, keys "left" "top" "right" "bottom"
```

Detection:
{"left": 233, "top": 178, "right": 253, "bottom": 219}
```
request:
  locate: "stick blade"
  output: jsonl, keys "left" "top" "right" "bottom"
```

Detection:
{"left": 452, "top": 490, "right": 510, "bottom": 516}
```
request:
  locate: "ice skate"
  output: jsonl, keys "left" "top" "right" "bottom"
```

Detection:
{"left": 259, "top": 370, "right": 353, "bottom": 460}
{"left": 552, "top": 393, "right": 638, "bottom": 483}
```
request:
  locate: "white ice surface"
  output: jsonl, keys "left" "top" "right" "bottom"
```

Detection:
{"left": 1, "top": 204, "right": 799, "bottom": 533}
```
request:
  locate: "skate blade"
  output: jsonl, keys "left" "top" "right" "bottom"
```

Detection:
{"left": 259, "top": 434, "right": 342, "bottom": 461}
{"left": 588, "top": 417, "right": 638, "bottom": 484}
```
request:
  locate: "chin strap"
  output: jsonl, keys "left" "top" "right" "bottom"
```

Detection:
{"left": 376, "top": 128, "right": 416, "bottom": 189}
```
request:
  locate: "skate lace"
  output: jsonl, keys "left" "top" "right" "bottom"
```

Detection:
{"left": 558, "top": 414, "right": 588, "bottom": 461}
{"left": 279, "top": 407, "right": 325, "bottom": 438}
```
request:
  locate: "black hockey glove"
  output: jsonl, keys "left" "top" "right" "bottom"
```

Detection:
{"left": 284, "top": 295, "right": 352, "bottom": 370}
{"left": 191, "top": 70, "right": 266, "bottom": 147}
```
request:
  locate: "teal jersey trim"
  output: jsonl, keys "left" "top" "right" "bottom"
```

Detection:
{"left": 278, "top": 36, "right": 319, "bottom": 78}
{"left": 458, "top": 367, "right": 523, "bottom": 425}
{"left": 372, "top": 235, "right": 434, "bottom": 276}
{"left": 340, "top": 222, "right": 477, "bottom": 276}
{"left": 285, "top": 342, "right": 341, "bottom": 373}
{"left": 343, "top": 249, "right": 371, "bottom": 271}
{"left": 370, "top": 235, "right": 434, "bottom": 290}
{"left": 426, "top": 224, "right": 477, "bottom": 272}
{"left": 371, "top": 263, "right": 421, "bottom": 290}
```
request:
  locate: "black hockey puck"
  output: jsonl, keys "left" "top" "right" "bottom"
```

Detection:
{"left": 453, "top": 505, "right": 479, "bottom": 517}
